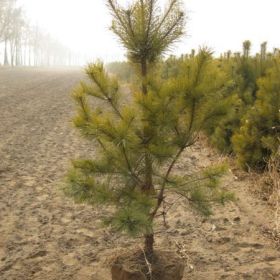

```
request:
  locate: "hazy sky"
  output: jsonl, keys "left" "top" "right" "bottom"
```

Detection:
{"left": 20, "top": 0, "right": 280, "bottom": 62}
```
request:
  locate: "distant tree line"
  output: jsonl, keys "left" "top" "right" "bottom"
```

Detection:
{"left": 0, "top": 0, "right": 81, "bottom": 66}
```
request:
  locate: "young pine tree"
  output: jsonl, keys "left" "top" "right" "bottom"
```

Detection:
{"left": 64, "top": 0, "right": 232, "bottom": 259}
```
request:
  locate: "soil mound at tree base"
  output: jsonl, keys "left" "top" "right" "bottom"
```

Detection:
{"left": 111, "top": 249, "right": 185, "bottom": 280}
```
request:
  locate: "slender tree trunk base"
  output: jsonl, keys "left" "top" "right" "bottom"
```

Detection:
{"left": 144, "top": 234, "right": 154, "bottom": 257}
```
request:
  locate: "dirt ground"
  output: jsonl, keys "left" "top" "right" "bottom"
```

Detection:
{"left": 0, "top": 67, "right": 279, "bottom": 280}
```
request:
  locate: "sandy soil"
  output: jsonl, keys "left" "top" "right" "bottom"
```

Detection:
{"left": 0, "top": 67, "right": 279, "bottom": 280}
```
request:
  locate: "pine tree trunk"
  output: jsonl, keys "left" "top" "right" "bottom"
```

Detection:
{"left": 141, "top": 59, "right": 154, "bottom": 255}
{"left": 141, "top": 59, "right": 153, "bottom": 193}
{"left": 144, "top": 233, "right": 154, "bottom": 256}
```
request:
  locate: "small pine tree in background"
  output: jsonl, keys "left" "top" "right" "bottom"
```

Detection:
{"left": 63, "top": 0, "right": 232, "bottom": 266}
{"left": 204, "top": 41, "right": 276, "bottom": 159}
{"left": 232, "top": 57, "right": 280, "bottom": 170}
{"left": 207, "top": 41, "right": 261, "bottom": 153}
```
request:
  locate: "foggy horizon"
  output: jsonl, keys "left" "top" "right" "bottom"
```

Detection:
{"left": 17, "top": 0, "right": 280, "bottom": 63}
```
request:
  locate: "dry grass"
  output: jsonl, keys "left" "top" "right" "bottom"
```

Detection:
{"left": 267, "top": 146, "right": 280, "bottom": 232}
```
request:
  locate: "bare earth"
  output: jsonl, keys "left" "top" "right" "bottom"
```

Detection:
{"left": 0, "top": 68, "right": 279, "bottom": 280}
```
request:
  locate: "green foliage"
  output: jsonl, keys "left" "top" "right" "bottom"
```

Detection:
{"left": 64, "top": 1, "right": 231, "bottom": 254}
{"left": 65, "top": 168, "right": 113, "bottom": 205}
{"left": 166, "top": 164, "right": 232, "bottom": 216}
{"left": 160, "top": 55, "right": 185, "bottom": 79}
{"left": 232, "top": 58, "right": 280, "bottom": 170}
{"left": 206, "top": 41, "right": 268, "bottom": 154}
{"left": 159, "top": 41, "right": 279, "bottom": 170}
{"left": 64, "top": 50, "right": 231, "bottom": 237}
{"left": 107, "top": 0, "right": 185, "bottom": 63}
{"left": 108, "top": 207, "right": 153, "bottom": 236}
{"left": 210, "top": 43, "right": 278, "bottom": 169}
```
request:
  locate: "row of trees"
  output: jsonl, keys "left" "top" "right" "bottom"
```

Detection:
{"left": 108, "top": 41, "right": 279, "bottom": 171}
{"left": 161, "top": 41, "right": 279, "bottom": 171}
{"left": 0, "top": 0, "right": 81, "bottom": 66}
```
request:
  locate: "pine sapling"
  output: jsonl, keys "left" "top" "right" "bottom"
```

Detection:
{"left": 64, "top": 0, "right": 233, "bottom": 261}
